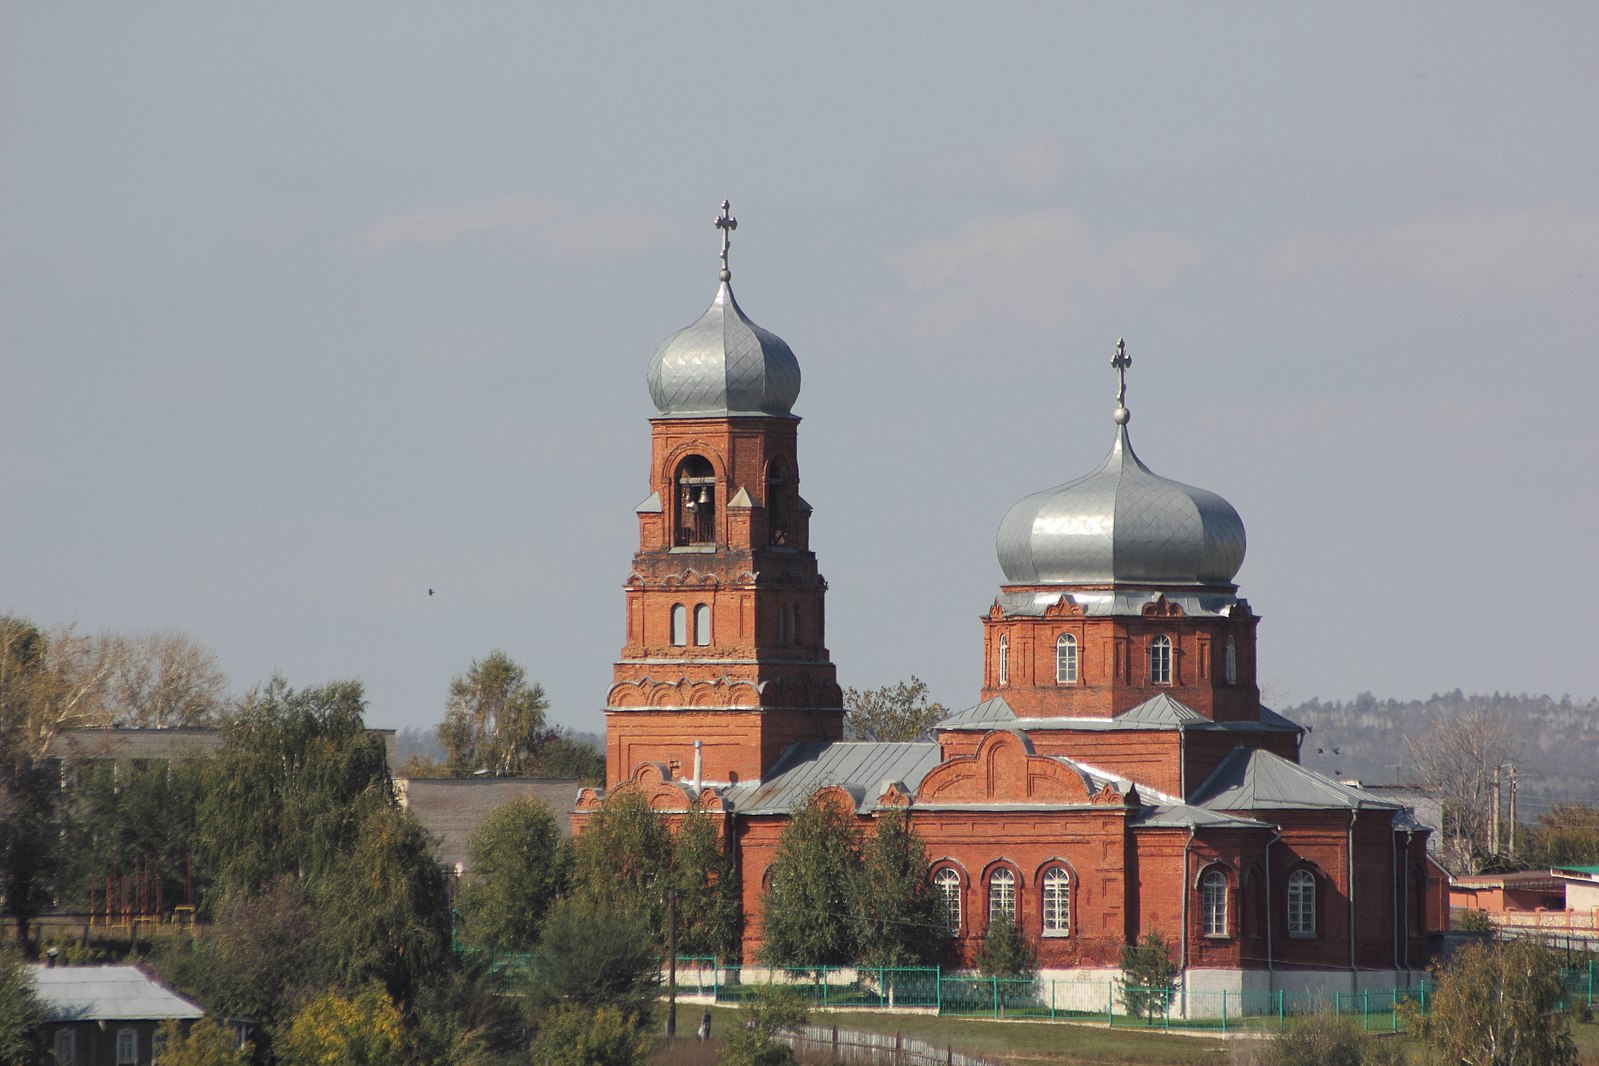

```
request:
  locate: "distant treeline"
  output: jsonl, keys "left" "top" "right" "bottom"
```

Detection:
{"left": 1286, "top": 690, "right": 1599, "bottom": 810}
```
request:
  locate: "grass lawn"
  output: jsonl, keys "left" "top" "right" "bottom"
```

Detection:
{"left": 650, "top": 1005, "right": 1599, "bottom": 1064}
{"left": 653, "top": 1004, "right": 1233, "bottom": 1065}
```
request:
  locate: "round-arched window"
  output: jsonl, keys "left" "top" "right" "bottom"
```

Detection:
{"left": 675, "top": 456, "right": 716, "bottom": 546}
{"left": 1042, "top": 867, "right": 1071, "bottom": 935}
{"left": 1150, "top": 635, "right": 1173, "bottom": 685}
{"left": 1055, "top": 634, "right": 1078, "bottom": 684}
{"left": 1287, "top": 869, "right": 1316, "bottom": 937}
{"left": 933, "top": 868, "right": 962, "bottom": 936}
{"left": 988, "top": 867, "right": 1016, "bottom": 925}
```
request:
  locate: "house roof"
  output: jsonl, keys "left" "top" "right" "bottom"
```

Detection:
{"left": 1190, "top": 748, "right": 1403, "bottom": 813}
{"left": 30, "top": 966, "right": 205, "bottom": 1022}
{"left": 398, "top": 777, "right": 580, "bottom": 871}
{"left": 723, "top": 741, "right": 944, "bottom": 815}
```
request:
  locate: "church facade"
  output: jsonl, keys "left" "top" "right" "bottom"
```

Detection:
{"left": 577, "top": 205, "right": 1444, "bottom": 1003}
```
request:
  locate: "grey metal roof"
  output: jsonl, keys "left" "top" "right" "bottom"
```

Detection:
{"left": 723, "top": 741, "right": 943, "bottom": 815}
{"left": 1131, "top": 802, "right": 1271, "bottom": 831}
{"left": 30, "top": 966, "right": 205, "bottom": 1022}
{"left": 647, "top": 278, "right": 800, "bottom": 418}
{"left": 934, "top": 693, "right": 1301, "bottom": 735}
{"left": 991, "top": 589, "right": 1247, "bottom": 619}
{"left": 995, "top": 423, "right": 1245, "bottom": 587}
{"left": 1190, "top": 748, "right": 1404, "bottom": 813}
{"left": 397, "top": 777, "right": 580, "bottom": 871}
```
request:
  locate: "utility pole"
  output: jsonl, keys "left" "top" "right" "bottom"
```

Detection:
{"left": 665, "top": 887, "right": 678, "bottom": 1039}
{"left": 1507, "top": 764, "right": 1518, "bottom": 859}
{"left": 1490, "top": 764, "right": 1502, "bottom": 856}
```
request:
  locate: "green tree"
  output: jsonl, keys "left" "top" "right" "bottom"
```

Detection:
{"left": 758, "top": 790, "right": 862, "bottom": 968}
{"left": 1523, "top": 803, "right": 1599, "bottom": 868}
{"left": 975, "top": 916, "right": 1036, "bottom": 979}
{"left": 568, "top": 789, "right": 675, "bottom": 942}
{"left": 525, "top": 897, "right": 660, "bottom": 1024}
{"left": 0, "top": 755, "right": 61, "bottom": 949}
{"left": 314, "top": 807, "right": 452, "bottom": 1005}
{"left": 854, "top": 808, "right": 945, "bottom": 967}
{"left": 279, "top": 984, "right": 413, "bottom": 1066}
{"left": 57, "top": 756, "right": 207, "bottom": 912}
{"left": 672, "top": 803, "right": 741, "bottom": 959}
{"left": 454, "top": 798, "right": 567, "bottom": 952}
{"left": 720, "top": 984, "right": 808, "bottom": 1066}
{"left": 0, "top": 941, "right": 43, "bottom": 1066}
{"left": 440, "top": 652, "right": 551, "bottom": 777}
{"left": 1415, "top": 938, "right": 1578, "bottom": 1066}
{"left": 198, "top": 676, "right": 392, "bottom": 900}
{"left": 1118, "top": 929, "right": 1177, "bottom": 1023}
{"left": 529, "top": 732, "right": 606, "bottom": 784}
{"left": 412, "top": 955, "right": 526, "bottom": 1066}
{"left": 151, "top": 1017, "right": 252, "bottom": 1066}
{"left": 150, "top": 878, "right": 331, "bottom": 1029}
{"left": 528, "top": 1004, "right": 649, "bottom": 1066}
{"left": 842, "top": 677, "right": 947, "bottom": 742}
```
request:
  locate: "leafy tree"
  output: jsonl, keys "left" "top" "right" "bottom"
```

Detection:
{"left": 975, "top": 916, "right": 1036, "bottom": 979}
{"left": 1523, "top": 803, "right": 1599, "bottom": 868}
{"left": 198, "top": 676, "right": 392, "bottom": 900}
{"left": 530, "top": 732, "right": 606, "bottom": 784}
{"left": 854, "top": 808, "right": 945, "bottom": 967}
{"left": 568, "top": 789, "right": 674, "bottom": 942}
{"left": 758, "top": 790, "right": 863, "bottom": 968}
{"left": 0, "top": 617, "right": 115, "bottom": 758}
{"left": 454, "top": 797, "right": 567, "bottom": 952}
{"left": 150, "top": 878, "right": 332, "bottom": 1029}
{"left": 525, "top": 897, "right": 660, "bottom": 1024}
{"left": 313, "top": 806, "right": 452, "bottom": 1005}
{"left": 279, "top": 984, "right": 413, "bottom": 1066}
{"left": 1118, "top": 929, "right": 1177, "bottom": 1023}
{"left": 0, "top": 941, "right": 43, "bottom": 1065}
{"left": 0, "top": 754, "right": 62, "bottom": 949}
{"left": 441, "top": 652, "right": 552, "bottom": 777}
{"left": 842, "top": 676, "right": 947, "bottom": 742}
{"left": 672, "top": 804, "right": 741, "bottom": 959}
{"left": 528, "top": 1004, "right": 649, "bottom": 1066}
{"left": 1415, "top": 938, "right": 1578, "bottom": 1066}
{"left": 98, "top": 630, "right": 228, "bottom": 728}
{"left": 720, "top": 984, "right": 808, "bottom": 1066}
{"left": 57, "top": 756, "right": 207, "bottom": 912}
{"left": 412, "top": 955, "right": 526, "bottom": 1066}
{"left": 151, "top": 1017, "right": 252, "bottom": 1066}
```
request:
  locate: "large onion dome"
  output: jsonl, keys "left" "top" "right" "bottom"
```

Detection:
{"left": 646, "top": 200, "right": 800, "bottom": 418}
{"left": 646, "top": 278, "right": 800, "bottom": 417}
{"left": 995, "top": 342, "right": 1246, "bottom": 587}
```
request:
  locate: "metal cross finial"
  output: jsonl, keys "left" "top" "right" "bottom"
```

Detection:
{"left": 1111, "top": 337, "right": 1132, "bottom": 425}
{"left": 714, "top": 200, "right": 737, "bottom": 280}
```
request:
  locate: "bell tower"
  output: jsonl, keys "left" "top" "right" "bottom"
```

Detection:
{"left": 605, "top": 203, "right": 843, "bottom": 789}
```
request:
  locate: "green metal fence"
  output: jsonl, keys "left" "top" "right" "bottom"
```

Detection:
{"left": 691, "top": 958, "right": 1598, "bottom": 1033}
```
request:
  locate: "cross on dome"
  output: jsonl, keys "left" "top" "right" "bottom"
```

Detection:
{"left": 1111, "top": 337, "right": 1132, "bottom": 425}
{"left": 715, "top": 199, "right": 737, "bottom": 280}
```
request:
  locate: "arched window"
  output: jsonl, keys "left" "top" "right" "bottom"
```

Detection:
{"left": 1041, "top": 867, "right": 1071, "bottom": 936}
{"left": 1150, "top": 635, "right": 1172, "bottom": 685}
{"left": 1200, "top": 869, "right": 1229, "bottom": 937}
{"left": 1055, "top": 634, "right": 1078, "bottom": 684}
{"left": 670, "top": 604, "right": 687, "bottom": 646}
{"left": 1287, "top": 869, "right": 1316, "bottom": 937}
{"left": 1225, "top": 636, "right": 1238, "bottom": 686}
{"left": 933, "top": 868, "right": 962, "bottom": 935}
{"left": 988, "top": 867, "right": 1016, "bottom": 925}
{"left": 693, "top": 604, "right": 711, "bottom": 646}
{"left": 766, "top": 458, "right": 791, "bottom": 546}
{"left": 998, "top": 636, "right": 1009, "bottom": 686}
{"left": 674, "top": 455, "right": 716, "bottom": 546}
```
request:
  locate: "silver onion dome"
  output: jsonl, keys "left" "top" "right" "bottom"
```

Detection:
{"left": 997, "top": 341, "right": 1245, "bottom": 587}
{"left": 647, "top": 200, "right": 801, "bottom": 418}
{"left": 646, "top": 278, "right": 801, "bottom": 417}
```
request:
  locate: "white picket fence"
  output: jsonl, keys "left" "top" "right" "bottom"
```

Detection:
{"left": 786, "top": 1024, "right": 999, "bottom": 1066}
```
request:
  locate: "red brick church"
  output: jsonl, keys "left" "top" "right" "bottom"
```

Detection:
{"left": 577, "top": 204, "right": 1443, "bottom": 1001}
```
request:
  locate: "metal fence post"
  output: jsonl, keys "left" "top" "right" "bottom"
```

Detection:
{"left": 1107, "top": 981, "right": 1114, "bottom": 1027}
{"left": 992, "top": 976, "right": 999, "bottom": 1020}
{"left": 1277, "top": 988, "right": 1284, "bottom": 1033}
{"left": 1221, "top": 989, "right": 1227, "bottom": 1034}
{"left": 1362, "top": 989, "right": 1369, "bottom": 1031}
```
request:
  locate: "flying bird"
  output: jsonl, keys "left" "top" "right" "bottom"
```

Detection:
{"left": 428, "top": 589, "right": 435, "bottom": 596}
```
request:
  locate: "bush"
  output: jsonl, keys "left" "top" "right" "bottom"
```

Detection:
{"left": 1262, "top": 1011, "right": 1388, "bottom": 1066}
{"left": 1456, "top": 908, "right": 1494, "bottom": 934}
{"left": 278, "top": 984, "right": 413, "bottom": 1066}
{"left": 975, "top": 918, "right": 1036, "bottom": 979}
{"left": 529, "top": 1004, "right": 648, "bottom": 1066}
{"left": 151, "top": 1018, "right": 252, "bottom": 1066}
{"left": 1118, "top": 929, "right": 1177, "bottom": 1023}
{"left": 720, "top": 985, "right": 808, "bottom": 1066}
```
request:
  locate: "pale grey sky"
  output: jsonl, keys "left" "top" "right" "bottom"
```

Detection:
{"left": 4, "top": 3, "right": 1596, "bottom": 734}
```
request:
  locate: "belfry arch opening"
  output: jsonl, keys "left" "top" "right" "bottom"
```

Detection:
{"left": 674, "top": 455, "right": 716, "bottom": 546}
{"left": 766, "top": 457, "right": 791, "bottom": 546}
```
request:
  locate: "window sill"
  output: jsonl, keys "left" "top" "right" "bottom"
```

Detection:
{"left": 1201, "top": 933, "right": 1231, "bottom": 941}
{"left": 1287, "top": 932, "right": 1317, "bottom": 940}
{"left": 1041, "top": 931, "right": 1070, "bottom": 939}
{"left": 670, "top": 546, "right": 717, "bottom": 553}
